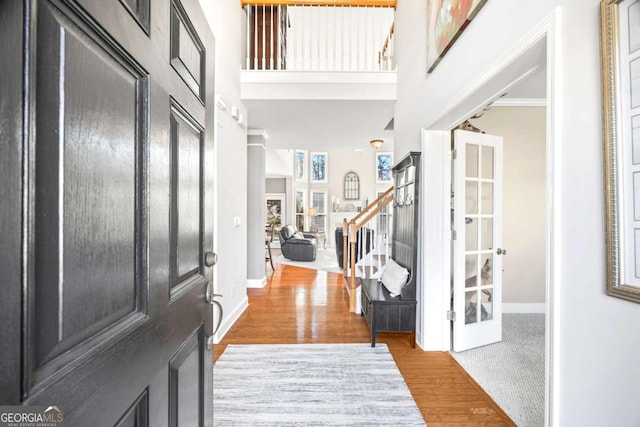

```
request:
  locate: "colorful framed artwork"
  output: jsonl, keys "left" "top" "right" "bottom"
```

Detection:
{"left": 427, "top": 0, "right": 488, "bottom": 73}
{"left": 376, "top": 152, "right": 393, "bottom": 184}
{"left": 295, "top": 150, "right": 307, "bottom": 182}
{"left": 310, "top": 152, "right": 328, "bottom": 182}
{"left": 601, "top": 0, "right": 640, "bottom": 303}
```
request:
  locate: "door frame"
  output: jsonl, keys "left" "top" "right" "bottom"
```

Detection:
{"left": 417, "top": 8, "right": 560, "bottom": 427}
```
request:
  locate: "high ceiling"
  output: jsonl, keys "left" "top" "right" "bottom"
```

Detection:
{"left": 245, "top": 99, "right": 395, "bottom": 151}
{"left": 245, "top": 66, "right": 545, "bottom": 152}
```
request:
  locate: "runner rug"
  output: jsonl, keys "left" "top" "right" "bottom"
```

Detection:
{"left": 213, "top": 343, "right": 426, "bottom": 426}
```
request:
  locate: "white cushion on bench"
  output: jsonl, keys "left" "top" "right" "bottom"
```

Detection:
{"left": 381, "top": 258, "right": 409, "bottom": 297}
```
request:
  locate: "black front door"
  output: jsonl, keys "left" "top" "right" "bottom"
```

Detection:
{"left": 0, "top": 0, "right": 215, "bottom": 425}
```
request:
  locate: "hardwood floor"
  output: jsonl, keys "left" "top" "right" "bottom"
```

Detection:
{"left": 214, "top": 262, "right": 515, "bottom": 426}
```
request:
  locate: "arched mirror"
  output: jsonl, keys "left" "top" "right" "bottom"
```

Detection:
{"left": 344, "top": 171, "right": 360, "bottom": 200}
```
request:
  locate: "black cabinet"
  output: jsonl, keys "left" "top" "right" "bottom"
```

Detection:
{"left": 361, "top": 152, "right": 420, "bottom": 347}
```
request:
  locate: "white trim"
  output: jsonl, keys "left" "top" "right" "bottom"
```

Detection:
{"left": 492, "top": 97, "right": 547, "bottom": 107}
{"left": 212, "top": 295, "right": 249, "bottom": 344}
{"left": 247, "top": 143, "right": 266, "bottom": 150}
{"left": 545, "top": 9, "right": 562, "bottom": 427}
{"left": 503, "top": 303, "right": 546, "bottom": 314}
{"left": 248, "top": 129, "right": 269, "bottom": 139}
{"left": 419, "top": 130, "right": 452, "bottom": 351}
{"left": 420, "top": 8, "right": 560, "bottom": 426}
{"left": 241, "top": 70, "right": 397, "bottom": 84}
{"left": 241, "top": 71, "right": 397, "bottom": 101}
{"left": 247, "top": 277, "right": 267, "bottom": 288}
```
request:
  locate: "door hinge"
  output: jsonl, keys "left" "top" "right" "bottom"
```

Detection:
{"left": 447, "top": 310, "right": 456, "bottom": 321}
{"left": 451, "top": 229, "right": 457, "bottom": 240}
{"left": 451, "top": 149, "right": 457, "bottom": 160}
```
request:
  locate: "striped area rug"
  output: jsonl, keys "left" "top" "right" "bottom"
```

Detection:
{"left": 213, "top": 344, "right": 426, "bottom": 426}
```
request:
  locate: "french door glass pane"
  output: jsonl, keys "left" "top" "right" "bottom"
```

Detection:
{"left": 466, "top": 144, "right": 479, "bottom": 178}
{"left": 482, "top": 146, "right": 494, "bottom": 179}
{"left": 466, "top": 218, "right": 478, "bottom": 251}
{"left": 465, "top": 291, "right": 478, "bottom": 324}
{"left": 465, "top": 254, "right": 478, "bottom": 288}
{"left": 481, "top": 218, "right": 493, "bottom": 250}
{"left": 466, "top": 181, "right": 478, "bottom": 214}
{"left": 481, "top": 182, "right": 493, "bottom": 214}
{"left": 481, "top": 289, "right": 494, "bottom": 321}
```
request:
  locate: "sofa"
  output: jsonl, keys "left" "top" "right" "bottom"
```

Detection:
{"left": 278, "top": 224, "right": 317, "bottom": 261}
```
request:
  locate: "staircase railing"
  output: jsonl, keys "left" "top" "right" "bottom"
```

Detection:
{"left": 342, "top": 186, "right": 393, "bottom": 312}
{"left": 241, "top": 0, "right": 396, "bottom": 71}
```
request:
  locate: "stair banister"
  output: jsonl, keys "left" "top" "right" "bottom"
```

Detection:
{"left": 342, "top": 185, "right": 393, "bottom": 312}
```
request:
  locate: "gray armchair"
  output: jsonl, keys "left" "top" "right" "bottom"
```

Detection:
{"left": 278, "top": 224, "right": 317, "bottom": 261}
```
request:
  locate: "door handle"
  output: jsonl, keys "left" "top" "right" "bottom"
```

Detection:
{"left": 205, "top": 281, "right": 222, "bottom": 304}
{"left": 497, "top": 248, "right": 507, "bottom": 255}
{"left": 204, "top": 251, "right": 218, "bottom": 267}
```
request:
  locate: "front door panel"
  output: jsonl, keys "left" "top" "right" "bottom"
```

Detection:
{"left": 0, "top": 0, "right": 215, "bottom": 424}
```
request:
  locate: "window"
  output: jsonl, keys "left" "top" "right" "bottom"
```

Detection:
{"left": 310, "top": 190, "right": 328, "bottom": 232}
{"left": 295, "top": 189, "right": 306, "bottom": 231}
{"left": 295, "top": 150, "right": 307, "bottom": 182}
{"left": 376, "top": 152, "right": 393, "bottom": 183}
{"left": 310, "top": 152, "right": 328, "bottom": 182}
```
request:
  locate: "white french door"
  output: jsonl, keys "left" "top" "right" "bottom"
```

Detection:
{"left": 452, "top": 130, "right": 504, "bottom": 352}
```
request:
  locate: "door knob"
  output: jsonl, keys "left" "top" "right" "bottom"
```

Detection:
{"left": 204, "top": 251, "right": 218, "bottom": 267}
{"left": 497, "top": 248, "right": 507, "bottom": 255}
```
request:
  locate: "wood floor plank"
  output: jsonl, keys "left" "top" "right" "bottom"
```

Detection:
{"left": 213, "top": 262, "right": 515, "bottom": 426}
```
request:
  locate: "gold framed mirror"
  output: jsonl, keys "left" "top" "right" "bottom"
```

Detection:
{"left": 601, "top": 0, "right": 640, "bottom": 303}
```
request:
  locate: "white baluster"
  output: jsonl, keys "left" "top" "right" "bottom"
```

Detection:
{"left": 368, "top": 6, "right": 373, "bottom": 70}
{"left": 293, "top": 7, "right": 300, "bottom": 70}
{"left": 320, "top": 6, "right": 329, "bottom": 71}
{"left": 253, "top": 5, "right": 258, "bottom": 70}
{"left": 314, "top": 5, "right": 319, "bottom": 71}
{"left": 337, "top": 5, "right": 345, "bottom": 71}
{"left": 269, "top": 5, "right": 274, "bottom": 70}
{"left": 277, "top": 5, "right": 281, "bottom": 70}
{"left": 245, "top": 5, "right": 251, "bottom": 70}
{"left": 261, "top": 5, "right": 266, "bottom": 69}
{"left": 305, "top": 6, "right": 311, "bottom": 70}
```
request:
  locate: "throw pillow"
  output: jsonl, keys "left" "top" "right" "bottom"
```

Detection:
{"left": 293, "top": 231, "right": 305, "bottom": 239}
{"left": 381, "top": 258, "right": 409, "bottom": 297}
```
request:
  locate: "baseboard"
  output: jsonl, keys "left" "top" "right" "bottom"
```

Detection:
{"left": 213, "top": 295, "right": 249, "bottom": 344}
{"left": 503, "top": 303, "right": 546, "bottom": 314}
{"left": 247, "top": 277, "right": 266, "bottom": 288}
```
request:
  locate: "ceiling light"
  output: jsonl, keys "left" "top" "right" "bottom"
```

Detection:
{"left": 370, "top": 139, "right": 384, "bottom": 149}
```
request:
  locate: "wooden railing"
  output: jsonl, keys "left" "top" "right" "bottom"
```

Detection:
{"left": 342, "top": 186, "right": 393, "bottom": 312}
{"left": 243, "top": 1, "right": 395, "bottom": 71}
{"left": 378, "top": 22, "right": 394, "bottom": 70}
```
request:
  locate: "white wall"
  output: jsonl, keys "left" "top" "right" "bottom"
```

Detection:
{"left": 200, "top": 0, "right": 249, "bottom": 339}
{"left": 396, "top": 1, "right": 640, "bottom": 425}
{"left": 247, "top": 137, "right": 266, "bottom": 284}
{"left": 471, "top": 107, "right": 546, "bottom": 305}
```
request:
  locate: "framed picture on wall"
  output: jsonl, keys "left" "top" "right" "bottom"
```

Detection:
{"left": 266, "top": 193, "right": 285, "bottom": 228}
{"left": 426, "top": 0, "right": 488, "bottom": 73}
{"left": 310, "top": 152, "right": 328, "bottom": 182}
{"left": 601, "top": 0, "right": 640, "bottom": 303}
{"left": 376, "top": 152, "right": 393, "bottom": 184}
{"left": 295, "top": 150, "right": 307, "bottom": 182}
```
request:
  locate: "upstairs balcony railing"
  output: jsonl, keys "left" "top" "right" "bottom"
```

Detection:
{"left": 242, "top": 0, "right": 396, "bottom": 72}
